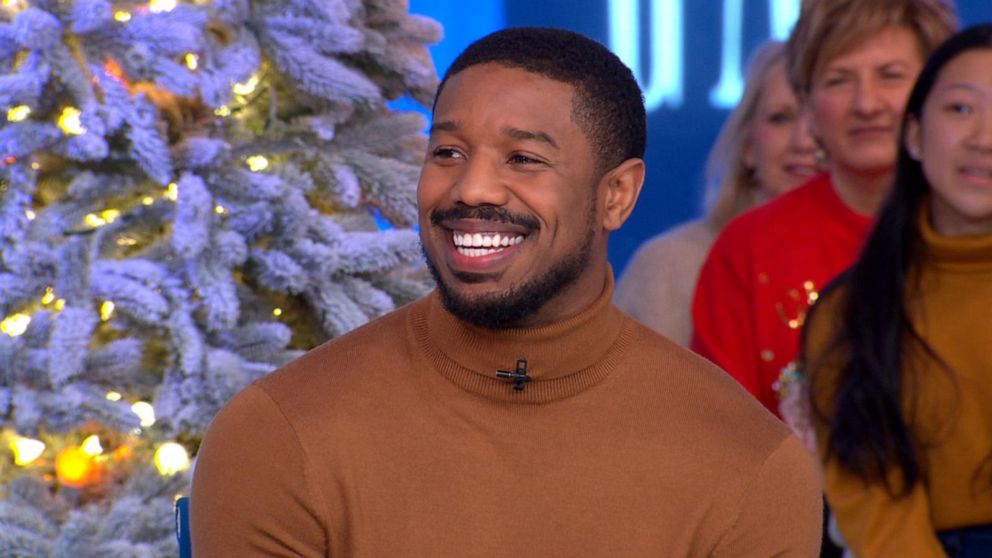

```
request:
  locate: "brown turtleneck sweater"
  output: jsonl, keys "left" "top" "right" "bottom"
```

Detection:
{"left": 805, "top": 214, "right": 992, "bottom": 557}
{"left": 191, "top": 275, "right": 821, "bottom": 557}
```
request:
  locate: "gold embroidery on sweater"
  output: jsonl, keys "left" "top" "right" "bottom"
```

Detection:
{"left": 775, "top": 281, "right": 819, "bottom": 329}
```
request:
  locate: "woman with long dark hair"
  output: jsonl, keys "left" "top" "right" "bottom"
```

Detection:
{"left": 804, "top": 24, "right": 992, "bottom": 558}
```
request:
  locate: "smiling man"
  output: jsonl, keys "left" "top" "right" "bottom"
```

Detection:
{"left": 191, "top": 28, "right": 822, "bottom": 557}
{"left": 418, "top": 58, "right": 629, "bottom": 331}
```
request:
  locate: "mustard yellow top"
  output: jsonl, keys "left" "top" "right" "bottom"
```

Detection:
{"left": 805, "top": 211, "right": 992, "bottom": 558}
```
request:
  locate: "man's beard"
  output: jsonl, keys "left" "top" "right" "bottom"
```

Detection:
{"left": 423, "top": 204, "right": 596, "bottom": 330}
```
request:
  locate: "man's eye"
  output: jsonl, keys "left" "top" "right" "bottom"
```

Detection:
{"left": 432, "top": 147, "right": 463, "bottom": 159}
{"left": 508, "top": 154, "right": 542, "bottom": 165}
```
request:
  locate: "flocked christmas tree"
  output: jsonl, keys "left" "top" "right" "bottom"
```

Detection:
{"left": 0, "top": 0, "right": 439, "bottom": 552}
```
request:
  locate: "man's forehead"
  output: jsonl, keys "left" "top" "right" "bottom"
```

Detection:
{"left": 438, "top": 63, "right": 576, "bottom": 104}
{"left": 432, "top": 64, "right": 578, "bottom": 135}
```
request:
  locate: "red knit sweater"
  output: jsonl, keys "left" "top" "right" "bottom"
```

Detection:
{"left": 691, "top": 174, "right": 872, "bottom": 416}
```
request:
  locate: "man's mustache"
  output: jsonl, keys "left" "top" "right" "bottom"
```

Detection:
{"left": 430, "top": 206, "right": 540, "bottom": 231}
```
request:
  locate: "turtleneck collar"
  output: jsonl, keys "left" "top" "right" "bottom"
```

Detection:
{"left": 409, "top": 270, "right": 634, "bottom": 403}
{"left": 920, "top": 200, "right": 992, "bottom": 273}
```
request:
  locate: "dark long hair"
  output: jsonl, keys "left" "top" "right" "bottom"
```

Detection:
{"left": 806, "top": 24, "right": 992, "bottom": 496}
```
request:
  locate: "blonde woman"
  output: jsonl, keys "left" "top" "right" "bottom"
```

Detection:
{"left": 616, "top": 41, "right": 818, "bottom": 345}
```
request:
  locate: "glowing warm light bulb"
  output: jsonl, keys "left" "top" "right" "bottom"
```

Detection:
{"left": 85, "top": 209, "right": 120, "bottom": 228}
{"left": 106, "top": 391, "right": 122, "bottom": 401}
{"left": 30, "top": 161, "right": 39, "bottom": 170}
{"left": 84, "top": 213, "right": 105, "bottom": 228}
{"left": 214, "top": 205, "right": 226, "bottom": 214}
{"left": 24, "top": 209, "right": 35, "bottom": 220}
{"left": 154, "top": 442, "right": 190, "bottom": 475}
{"left": 6, "top": 105, "right": 30, "bottom": 122}
{"left": 55, "top": 446, "right": 96, "bottom": 488}
{"left": 141, "top": 196, "right": 155, "bottom": 205}
{"left": 164, "top": 182, "right": 179, "bottom": 201}
{"left": 272, "top": 308, "right": 283, "bottom": 317}
{"left": 246, "top": 155, "right": 269, "bottom": 172}
{"left": 232, "top": 73, "right": 260, "bottom": 96}
{"left": 41, "top": 287, "right": 55, "bottom": 305}
{"left": 81, "top": 435, "right": 104, "bottom": 456}
{"left": 184, "top": 53, "right": 199, "bottom": 70}
{"left": 10, "top": 436, "right": 45, "bottom": 466}
{"left": 1, "top": 0, "right": 25, "bottom": 13}
{"left": 100, "top": 301, "right": 115, "bottom": 321}
{"left": 57, "top": 107, "right": 86, "bottom": 135}
{"left": 214, "top": 105, "right": 231, "bottom": 117}
{"left": 131, "top": 401, "right": 156, "bottom": 427}
{"left": 1, "top": 313, "right": 31, "bottom": 337}
{"left": 53, "top": 299, "right": 66, "bottom": 311}
{"left": 149, "top": 0, "right": 176, "bottom": 13}
{"left": 113, "top": 10, "right": 131, "bottom": 21}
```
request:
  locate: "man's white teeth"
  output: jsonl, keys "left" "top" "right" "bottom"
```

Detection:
{"left": 459, "top": 247, "right": 503, "bottom": 257}
{"left": 452, "top": 232, "right": 524, "bottom": 248}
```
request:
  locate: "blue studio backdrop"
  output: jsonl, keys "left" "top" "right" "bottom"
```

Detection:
{"left": 409, "top": 0, "right": 990, "bottom": 275}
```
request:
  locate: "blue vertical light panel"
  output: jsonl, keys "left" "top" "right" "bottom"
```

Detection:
{"left": 609, "top": 0, "right": 684, "bottom": 110}
{"left": 769, "top": 0, "right": 801, "bottom": 39}
{"left": 709, "top": 0, "right": 745, "bottom": 108}
{"left": 608, "top": 0, "right": 800, "bottom": 110}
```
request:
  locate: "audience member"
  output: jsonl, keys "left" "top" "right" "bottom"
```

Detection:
{"left": 691, "top": 0, "right": 958, "bottom": 416}
{"left": 616, "top": 42, "right": 818, "bottom": 345}
{"left": 803, "top": 24, "right": 992, "bottom": 557}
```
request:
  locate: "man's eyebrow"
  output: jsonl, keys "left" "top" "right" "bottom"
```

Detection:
{"left": 503, "top": 127, "right": 559, "bottom": 149}
{"left": 429, "top": 121, "right": 458, "bottom": 135}
{"left": 428, "top": 122, "right": 559, "bottom": 150}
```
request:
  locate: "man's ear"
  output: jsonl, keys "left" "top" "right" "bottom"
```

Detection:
{"left": 601, "top": 158, "right": 646, "bottom": 231}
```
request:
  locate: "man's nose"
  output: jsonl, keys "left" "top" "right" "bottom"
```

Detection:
{"left": 450, "top": 156, "right": 510, "bottom": 207}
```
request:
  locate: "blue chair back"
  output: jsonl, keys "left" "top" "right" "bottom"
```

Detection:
{"left": 175, "top": 496, "right": 192, "bottom": 558}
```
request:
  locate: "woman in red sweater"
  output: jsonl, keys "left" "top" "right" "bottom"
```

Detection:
{"left": 691, "top": 0, "right": 958, "bottom": 417}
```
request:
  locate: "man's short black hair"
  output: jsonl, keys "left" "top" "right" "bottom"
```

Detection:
{"left": 434, "top": 27, "right": 646, "bottom": 173}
